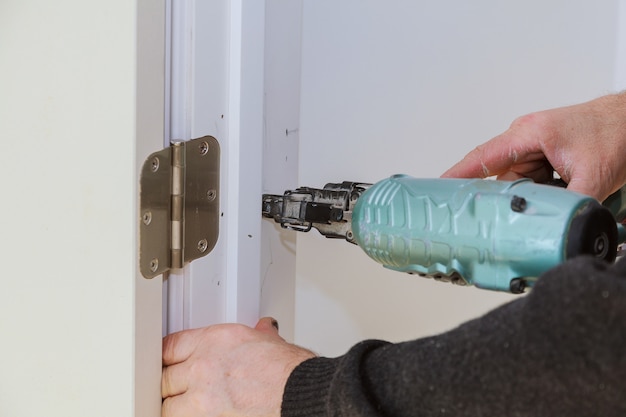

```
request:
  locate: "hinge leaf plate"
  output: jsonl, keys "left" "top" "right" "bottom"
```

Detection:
{"left": 184, "top": 136, "right": 220, "bottom": 265}
{"left": 139, "top": 136, "right": 220, "bottom": 279}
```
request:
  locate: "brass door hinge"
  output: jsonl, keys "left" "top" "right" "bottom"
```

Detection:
{"left": 139, "top": 136, "right": 220, "bottom": 279}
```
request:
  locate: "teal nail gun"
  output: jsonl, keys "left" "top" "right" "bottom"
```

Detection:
{"left": 262, "top": 175, "right": 626, "bottom": 293}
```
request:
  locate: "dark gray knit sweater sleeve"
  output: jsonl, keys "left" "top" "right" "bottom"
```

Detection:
{"left": 282, "top": 256, "right": 626, "bottom": 417}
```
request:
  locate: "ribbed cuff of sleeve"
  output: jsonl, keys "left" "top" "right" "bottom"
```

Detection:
{"left": 281, "top": 356, "right": 337, "bottom": 417}
{"left": 281, "top": 340, "right": 390, "bottom": 417}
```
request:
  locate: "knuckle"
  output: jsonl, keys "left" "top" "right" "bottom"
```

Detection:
{"left": 161, "top": 397, "right": 174, "bottom": 417}
{"left": 162, "top": 335, "right": 175, "bottom": 356}
{"left": 188, "top": 357, "right": 211, "bottom": 379}
{"left": 161, "top": 367, "right": 172, "bottom": 396}
{"left": 510, "top": 112, "right": 540, "bottom": 129}
{"left": 510, "top": 111, "right": 553, "bottom": 140}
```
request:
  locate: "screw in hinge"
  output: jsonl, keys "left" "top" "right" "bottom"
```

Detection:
{"left": 149, "top": 258, "right": 159, "bottom": 272}
{"left": 198, "top": 238, "right": 208, "bottom": 253}
{"left": 142, "top": 211, "right": 152, "bottom": 225}
{"left": 199, "top": 141, "right": 209, "bottom": 155}
{"left": 207, "top": 189, "right": 217, "bottom": 201}
{"left": 151, "top": 157, "right": 160, "bottom": 172}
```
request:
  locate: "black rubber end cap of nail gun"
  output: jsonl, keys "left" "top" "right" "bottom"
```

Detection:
{"left": 566, "top": 201, "right": 618, "bottom": 263}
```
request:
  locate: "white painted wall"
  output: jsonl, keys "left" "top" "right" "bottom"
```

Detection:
{"left": 0, "top": 0, "right": 163, "bottom": 415}
{"left": 295, "top": 1, "right": 620, "bottom": 356}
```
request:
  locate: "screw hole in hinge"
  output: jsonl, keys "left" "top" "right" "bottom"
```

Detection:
{"left": 149, "top": 258, "right": 159, "bottom": 272}
{"left": 198, "top": 239, "right": 208, "bottom": 253}
{"left": 142, "top": 211, "right": 152, "bottom": 225}
{"left": 207, "top": 189, "right": 217, "bottom": 201}
{"left": 199, "top": 141, "right": 209, "bottom": 155}
{"left": 151, "top": 157, "right": 160, "bottom": 172}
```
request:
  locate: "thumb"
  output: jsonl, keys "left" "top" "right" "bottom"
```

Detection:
{"left": 254, "top": 317, "right": 281, "bottom": 337}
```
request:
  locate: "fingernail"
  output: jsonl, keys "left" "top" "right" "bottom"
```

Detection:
{"left": 271, "top": 319, "right": 279, "bottom": 331}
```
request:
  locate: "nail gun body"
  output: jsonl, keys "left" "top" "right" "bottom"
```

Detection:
{"left": 263, "top": 175, "right": 626, "bottom": 294}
